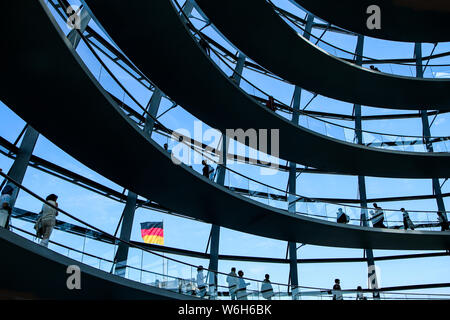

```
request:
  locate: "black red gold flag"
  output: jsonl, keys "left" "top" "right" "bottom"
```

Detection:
{"left": 140, "top": 221, "right": 164, "bottom": 245}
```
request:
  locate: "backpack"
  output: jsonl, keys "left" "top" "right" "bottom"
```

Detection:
{"left": 34, "top": 213, "right": 43, "bottom": 239}
{"left": 345, "top": 214, "right": 350, "bottom": 223}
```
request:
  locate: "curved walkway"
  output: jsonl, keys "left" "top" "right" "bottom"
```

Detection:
{"left": 195, "top": 0, "right": 450, "bottom": 110}
{"left": 291, "top": 0, "right": 450, "bottom": 43}
{"left": 0, "top": 228, "right": 189, "bottom": 299}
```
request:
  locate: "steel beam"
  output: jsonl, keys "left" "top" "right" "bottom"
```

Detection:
{"left": 287, "top": 13, "right": 314, "bottom": 300}
{"left": 207, "top": 133, "right": 228, "bottom": 299}
{"left": 5, "top": 127, "right": 39, "bottom": 209}
{"left": 143, "top": 88, "right": 164, "bottom": 137}
{"left": 206, "top": 46, "right": 243, "bottom": 298}
{"left": 415, "top": 43, "right": 447, "bottom": 219}
{"left": 354, "top": 35, "right": 380, "bottom": 299}
{"left": 67, "top": 7, "right": 92, "bottom": 48}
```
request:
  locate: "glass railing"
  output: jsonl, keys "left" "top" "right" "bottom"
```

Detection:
{"left": 45, "top": 0, "right": 449, "bottom": 233}
{"left": 219, "top": 166, "right": 447, "bottom": 231}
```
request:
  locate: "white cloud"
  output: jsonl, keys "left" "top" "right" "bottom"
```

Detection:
{"left": 433, "top": 72, "right": 450, "bottom": 79}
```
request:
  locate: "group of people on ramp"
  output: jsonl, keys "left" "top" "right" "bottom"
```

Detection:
{"left": 336, "top": 202, "right": 449, "bottom": 231}
{"left": 195, "top": 266, "right": 274, "bottom": 300}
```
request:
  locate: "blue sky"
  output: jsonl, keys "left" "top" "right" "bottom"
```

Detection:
{"left": 2, "top": 0, "right": 450, "bottom": 299}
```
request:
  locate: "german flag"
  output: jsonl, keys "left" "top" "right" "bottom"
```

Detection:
{"left": 141, "top": 222, "right": 164, "bottom": 245}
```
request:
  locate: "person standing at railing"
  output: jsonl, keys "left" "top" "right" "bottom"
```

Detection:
{"left": 199, "top": 38, "right": 210, "bottom": 57}
{"left": 356, "top": 286, "right": 366, "bottom": 300}
{"left": 0, "top": 184, "right": 14, "bottom": 228}
{"left": 332, "top": 279, "right": 343, "bottom": 300}
{"left": 336, "top": 208, "right": 350, "bottom": 224}
{"left": 164, "top": 143, "right": 171, "bottom": 154}
{"left": 437, "top": 211, "right": 450, "bottom": 231}
{"left": 39, "top": 194, "right": 59, "bottom": 247}
{"left": 226, "top": 267, "right": 238, "bottom": 300}
{"left": 196, "top": 266, "right": 207, "bottom": 298}
{"left": 400, "top": 208, "right": 415, "bottom": 230}
{"left": 370, "top": 203, "right": 386, "bottom": 228}
{"left": 266, "top": 96, "right": 276, "bottom": 112}
{"left": 236, "top": 270, "right": 251, "bottom": 300}
{"left": 202, "top": 160, "right": 215, "bottom": 181}
{"left": 260, "top": 274, "right": 274, "bottom": 300}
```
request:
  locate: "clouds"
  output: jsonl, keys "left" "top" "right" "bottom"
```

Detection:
{"left": 433, "top": 72, "right": 450, "bottom": 79}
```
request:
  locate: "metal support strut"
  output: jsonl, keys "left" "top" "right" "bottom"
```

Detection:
{"left": 414, "top": 43, "right": 447, "bottom": 218}
{"left": 354, "top": 35, "right": 380, "bottom": 300}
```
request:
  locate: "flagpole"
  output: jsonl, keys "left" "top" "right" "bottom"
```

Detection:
{"left": 161, "top": 219, "right": 165, "bottom": 282}
{"left": 140, "top": 248, "right": 144, "bottom": 283}
{"left": 163, "top": 218, "right": 166, "bottom": 283}
{"left": 162, "top": 251, "right": 165, "bottom": 284}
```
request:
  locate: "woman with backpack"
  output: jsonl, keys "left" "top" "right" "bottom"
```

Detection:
{"left": 336, "top": 208, "right": 350, "bottom": 224}
{"left": 39, "top": 194, "right": 59, "bottom": 247}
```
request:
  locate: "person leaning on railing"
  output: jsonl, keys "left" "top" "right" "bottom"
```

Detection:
{"left": 38, "top": 194, "right": 59, "bottom": 248}
{"left": 332, "top": 279, "right": 343, "bottom": 300}
{"left": 236, "top": 270, "right": 251, "bottom": 300}
{"left": 336, "top": 208, "right": 350, "bottom": 224}
{"left": 202, "top": 160, "right": 215, "bottom": 181}
{"left": 196, "top": 265, "right": 207, "bottom": 298}
{"left": 0, "top": 183, "right": 14, "bottom": 229}
{"left": 400, "top": 208, "right": 415, "bottom": 230}
{"left": 198, "top": 37, "right": 210, "bottom": 57}
{"left": 265, "top": 96, "right": 276, "bottom": 112}
{"left": 260, "top": 274, "right": 274, "bottom": 300}
{"left": 226, "top": 267, "right": 238, "bottom": 300}
{"left": 356, "top": 286, "right": 367, "bottom": 300}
